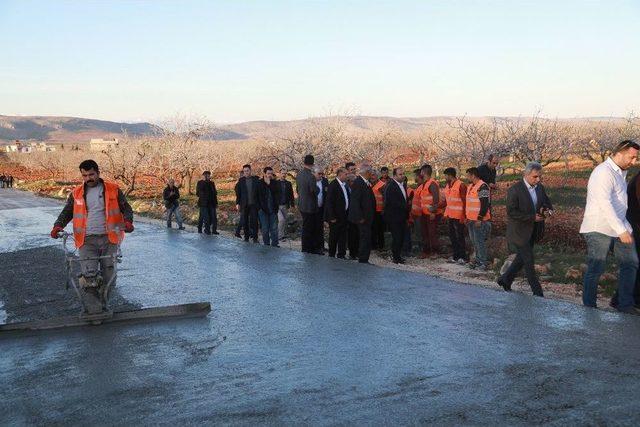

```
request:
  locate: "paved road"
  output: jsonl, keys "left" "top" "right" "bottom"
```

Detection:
{"left": 2, "top": 188, "right": 640, "bottom": 425}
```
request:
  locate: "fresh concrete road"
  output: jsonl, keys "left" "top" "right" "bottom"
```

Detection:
{"left": 1, "top": 188, "right": 640, "bottom": 425}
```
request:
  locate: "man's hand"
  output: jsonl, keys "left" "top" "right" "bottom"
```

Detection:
{"left": 535, "top": 214, "right": 545, "bottom": 222}
{"left": 474, "top": 220, "right": 481, "bottom": 228}
{"left": 429, "top": 214, "right": 436, "bottom": 220}
{"left": 330, "top": 219, "right": 337, "bottom": 223}
{"left": 50, "top": 225, "right": 64, "bottom": 239}
{"left": 124, "top": 221, "right": 134, "bottom": 233}
{"left": 619, "top": 231, "right": 633, "bottom": 244}
{"left": 235, "top": 204, "right": 240, "bottom": 212}
{"left": 359, "top": 219, "right": 365, "bottom": 224}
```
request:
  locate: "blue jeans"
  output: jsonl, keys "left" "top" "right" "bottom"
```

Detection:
{"left": 583, "top": 232, "right": 638, "bottom": 310}
{"left": 258, "top": 210, "right": 279, "bottom": 247}
{"left": 165, "top": 204, "right": 183, "bottom": 228}
{"left": 467, "top": 221, "right": 491, "bottom": 266}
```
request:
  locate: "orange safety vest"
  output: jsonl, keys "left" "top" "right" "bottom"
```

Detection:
{"left": 443, "top": 179, "right": 465, "bottom": 220}
{"left": 372, "top": 180, "right": 385, "bottom": 212}
{"left": 410, "top": 185, "right": 423, "bottom": 217}
{"left": 465, "top": 179, "right": 491, "bottom": 221}
{"left": 72, "top": 181, "right": 125, "bottom": 248}
{"left": 420, "top": 178, "right": 443, "bottom": 216}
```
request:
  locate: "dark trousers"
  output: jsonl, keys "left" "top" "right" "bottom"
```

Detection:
{"left": 447, "top": 218, "right": 467, "bottom": 260}
{"left": 611, "top": 225, "right": 640, "bottom": 307}
{"left": 357, "top": 222, "right": 373, "bottom": 263}
{"left": 198, "top": 205, "right": 217, "bottom": 234}
{"left": 388, "top": 220, "right": 407, "bottom": 262}
{"left": 241, "top": 205, "right": 258, "bottom": 241}
{"left": 348, "top": 222, "right": 359, "bottom": 259}
{"left": 328, "top": 220, "right": 348, "bottom": 258}
{"left": 301, "top": 212, "right": 321, "bottom": 253}
{"left": 235, "top": 214, "right": 244, "bottom": 236}
{"left": 500, "top": 236, "right": 544, "bottom": 297}
{"left": 421, "top": 215, "right": 440, "bottom": 254}
{"left": 314, "top": 209, "right": 326, "bottom": 252}
{"left": 372, "top": 212, "right": 385, "bottom": 250}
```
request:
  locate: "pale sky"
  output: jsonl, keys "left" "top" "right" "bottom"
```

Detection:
{"left": 1, "top": 0, "right": 638, "bottom": 123}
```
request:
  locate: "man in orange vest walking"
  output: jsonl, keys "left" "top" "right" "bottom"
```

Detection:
{"left": 418, "top": 164, "right": 442, "bottom": 259}
{"left": 371, "top": 170, "right": 387, "bottom": 250}
{"left": 50, "top": 159, "right": 134, "bottom": 314}
{"left": 465, "top": 167, "right": 492, "bottom": 270}
{"left": 443, "top": 167, "right": 468, "bottom": 264}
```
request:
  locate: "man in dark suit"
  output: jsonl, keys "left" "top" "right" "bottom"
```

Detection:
{"left": 314, "top": 167, "right": 330, "bottom": 253}
{"left": 345, "top": 161, "right": 359, "bottom": 259}
{"left": 497, "top": 162, "right": 553, "bottom": 297}
{"left": 348, "top": 162, "right": 377, "bottom": 264}
{"left": 276, "top": 170, "right": 295, "bottom": 241}
{"left": 296, "top": 155, "right": 320, "bottom": 253}
{"left": 196, "top": 171, "right": 218, "bottom": 235}
{"left": 384, "top": 167, "right": 410, "bottom": 264}
{"left": 234, "top": 164, "right": 260, "bottom": 242}
{"left": 324, "top": 167, "right": 350, "bottom": 258}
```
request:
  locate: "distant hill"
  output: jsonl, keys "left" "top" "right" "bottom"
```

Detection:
{"left": 0, "top": 115, "right": 160, "bottom": 143}
{"left": 0, "top": 114, "right": 626, "bottom": 144}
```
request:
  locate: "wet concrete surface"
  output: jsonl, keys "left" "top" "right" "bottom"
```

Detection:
{"left": 2, "top": 188, "right": 640, "bottom": 425}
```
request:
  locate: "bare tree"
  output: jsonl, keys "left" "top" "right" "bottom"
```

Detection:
{"left": 102, "top": 134, "right": 152, "bottom": 196}
{"left": 147, "top": 114, "right": 216, "bottom": 193}
{"left": 256, "top": 115, "right": 351, "bottom": 173}
{"left": 577, "top": 113, "right": 640, "bottom": 166}
{"left": 501, "top": 113, "right": 576, "bottom": 167}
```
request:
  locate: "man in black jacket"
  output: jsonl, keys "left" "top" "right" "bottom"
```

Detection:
{"left": 276, "top": 170, "right": 295, "bottom": 241}
{"left": 163, "top": 178, "right": 184, "bottom": 230}
{"left": 348, "top": 162, "right": 377, "bottom": 264}
{"left": 477, "top": 154, "right": 500, "bottom": 191}
{"left": 384, "top": 167, "right": 410, "bottom": 264}
{"left": 497, "top": 162, "right": 553, "bottom": 297}
{"left": 345, "top": 161, "right": 359, "bottom": 259}
{"left": 325, "top": 167, "right": 350, "bottom": 258}
{"left": 314, "top": 167, "right": 329, "bottom": 254}
{"left": 235, "top": 164, "right": 260, "bottom": 242}
{"left": 296, "top": 155, "right": 320, "bottom": 253}
{"left": 257, "top": 166, "right": 281, "bottom": 247}
{"left": 196, "top": 171, "right": 218, "bottom": 235}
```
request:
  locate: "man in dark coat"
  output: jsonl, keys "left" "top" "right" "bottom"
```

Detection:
{"left": 276, "top": 170, "right": 295, "bottom": 240}
{"left": 497, "top": 162, "right": 553, "bottom": 297}
{"left": 314, "top": 167, "right": 330, "bottom": 253}
{"left": 384, "top": 167, "right": 410, "bottom": 264}
{"left": 196, "top": 171, "right": 218, "bottom": 235}
{"left": 163, "top": 178, "right": 184, "bottom": 230}
{"left": 477, "top": 154, "right": 500, "bottom": 191}
{"left": 257, "top": 167, "right": 281, "bottom": 247}
{"left": 324, "top": 167, "right": 350, "bottom": 258}
{"left": 347, "top": 162, "right": 377, "bottom": 264}
{"left": 296, "top": 155, "right": 320, "bottom": 254}
{"left": 345, "top": 161, "right": 359, "bottom": 259}
{"left": 235, "top": 164, "right": 260, "bottom": 242}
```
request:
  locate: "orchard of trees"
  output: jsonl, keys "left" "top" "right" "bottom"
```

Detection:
{"left": 4, "top": 112, "right": 640, "bottom": 195}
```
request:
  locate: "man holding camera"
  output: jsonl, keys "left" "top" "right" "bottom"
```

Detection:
{"left": 497, "top": 162, "right": 553, "bottom": 297}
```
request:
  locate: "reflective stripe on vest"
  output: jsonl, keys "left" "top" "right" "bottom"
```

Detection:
{"left": 444, "top": 179, "right": 464, "bottom": 220}
{"left": 420, "top": 178, "right": 443, "bottom": 215}
{"left": 72, "top": 181, "right": 125, "bottom": 248}
{"left": 411, "top": 185, "right": 423, "bottom": 216}
{"left": 465, "top": 179, "right": 491, "bottom": 221}
{"left": 372, "top": 181, "right": 385, "bottom": 212}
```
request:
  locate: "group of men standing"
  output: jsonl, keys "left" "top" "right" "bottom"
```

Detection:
{"left": 0, "top": 173, "right": 14, "bottom": 188}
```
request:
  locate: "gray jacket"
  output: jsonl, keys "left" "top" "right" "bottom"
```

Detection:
{"left": 296, "top": 167, "right": 319, "bottom": 214}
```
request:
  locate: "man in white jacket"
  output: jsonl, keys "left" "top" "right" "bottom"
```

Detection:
{"left": 580, "top": 140, "right": 640, "bottom": 313}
